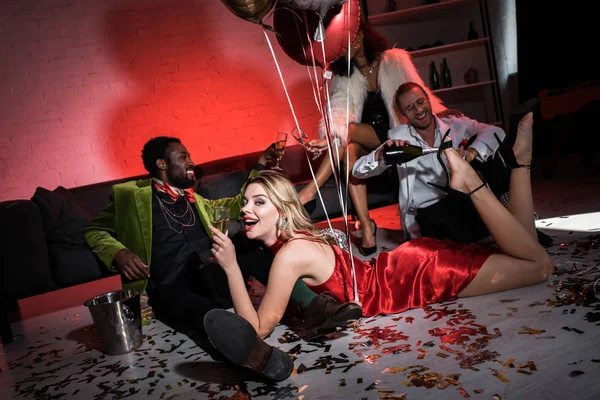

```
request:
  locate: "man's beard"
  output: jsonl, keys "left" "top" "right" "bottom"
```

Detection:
{"left": 166, "top": 170, "right": 195, "bottom": 189}
{"left": 411, "top": 110, "right": 433, "bottom": 130}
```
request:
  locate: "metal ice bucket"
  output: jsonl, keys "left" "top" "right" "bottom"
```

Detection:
{"left": 84, "top": 289, "right": 143, "bottom": 355}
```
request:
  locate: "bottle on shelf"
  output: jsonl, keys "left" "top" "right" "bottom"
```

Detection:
{"left": 386, "top": 0, "right": 397, "bottom": 12}
{"left": 383, "top": 144, "right": 438, "bottom": 165}
{"left": 429, "top": 61, "right": 440, "bottom": 90}
{"left": 442, "top": 58, "right": 452, "bottom": 88}
{"left": 467, "top": 21, "right": 479, "bottom": 40}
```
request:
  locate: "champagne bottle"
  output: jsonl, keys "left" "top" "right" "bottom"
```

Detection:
{"left": 467, "top": 21, "right": 479, "bottom": 40}
{"left": 383, "top": 144, "right": 438, "bottom": 165}
{"left": 442, "top": 58, "right": 452, "bottom": 88}
{"left": 429, "top": 61, "right": 440, "bottom": 90}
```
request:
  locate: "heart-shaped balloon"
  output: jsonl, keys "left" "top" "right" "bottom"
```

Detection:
{"left": 274, "top": 0, "right": 360, "bottom": 68}
{"left": 220, "top": 0, "right": 276, "bottom": 24}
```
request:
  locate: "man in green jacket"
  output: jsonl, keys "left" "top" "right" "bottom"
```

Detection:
{"left": 83, "top": 136, "right": 361, "bottom": 354}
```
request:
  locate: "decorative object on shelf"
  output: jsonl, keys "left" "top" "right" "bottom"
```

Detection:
{"left": 386, "top": 0, "right": 397, "bottom": 12}
{"left": 464, "top": 68, "right": 480, "bottom": 84}
{"left": 429, "top": 60, "right": 440, "bottom": 90}
{"left": 467, "top": 21, "right": 479, "bottom": 40}
{"left": 442, "top": 57, "right": 452, "bottom": 88}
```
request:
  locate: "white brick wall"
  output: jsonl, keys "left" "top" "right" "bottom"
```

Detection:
{"left": 0, "top": 0, "right": 322, "bottom": 201}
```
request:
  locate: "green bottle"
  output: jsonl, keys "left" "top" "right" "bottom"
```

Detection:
{"left": 442, "top": 58, "right": 452, "bottom": 88}
{"left": 383, "top": 144, "right": 438, "bottom": 165}
{"left": 429, "top": 61, "right": 440, "bottom": 90}
{"left": 467, "top": 21, "right": 479, "bottom": 40}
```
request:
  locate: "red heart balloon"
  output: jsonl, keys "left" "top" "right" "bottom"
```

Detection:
{"left": 273, "top": 0, "right": 361, "bottom": 69}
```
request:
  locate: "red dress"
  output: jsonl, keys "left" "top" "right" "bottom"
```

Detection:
{"left": 269, "top": 237, "right": 497, "bottom": 317}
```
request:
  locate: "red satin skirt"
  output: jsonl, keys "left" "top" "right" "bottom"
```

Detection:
{"left": 308, "top": 237, "right": 498, "bottom": 317}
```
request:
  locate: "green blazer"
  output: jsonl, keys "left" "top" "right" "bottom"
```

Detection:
{"left": 83, "top": 171, "right": 259, "bottom": 292}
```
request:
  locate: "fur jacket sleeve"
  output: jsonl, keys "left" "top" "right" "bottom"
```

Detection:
{"left": 318, "top": 48, "right": 446, "bottom": 142}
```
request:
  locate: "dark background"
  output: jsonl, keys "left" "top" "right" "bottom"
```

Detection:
{"left": 515, "top": 0, "right": 596, "bottom": 102}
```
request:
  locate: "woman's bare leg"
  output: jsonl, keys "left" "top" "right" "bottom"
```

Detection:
{"left": 347, "top": 143, "right": 376, "bottom": 250}
{"left": 452, "top": 112, "right": 553, "bottom": 297}
{"left": 297, "top": 145, "right": 346, "bottom": 205}
{"left": 345, "top": 124, "right": 383, "bottom": 250}
{"left": 507, "top": 112, "right": 537, "bottom": 239}
{"left": 297, "top": 123, "right": 380, "bottom": 207}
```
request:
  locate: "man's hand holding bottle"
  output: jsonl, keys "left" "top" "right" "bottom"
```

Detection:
{"left": 375, "top": 139, "right": 412, "bottom": 161}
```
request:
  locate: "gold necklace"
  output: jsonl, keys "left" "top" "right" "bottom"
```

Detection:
{"left": 359, "top": 61, "right": 378, "bottom": 79}
{"left": 155, "top": 195, "right": 197, "bottom": 233}
{"left": 360, "top": 66, "right": 373, "bottom": 79}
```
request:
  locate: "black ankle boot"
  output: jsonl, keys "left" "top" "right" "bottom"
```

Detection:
{"left": 204, "top": 310, "right": 294, "bottom": 381}
{"left": 303, "top": 294, "right": 362, "bottom": 340}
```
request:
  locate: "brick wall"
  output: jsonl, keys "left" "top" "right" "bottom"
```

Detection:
{"left": 0, "top": 0, "right": 321, "bottom": 201}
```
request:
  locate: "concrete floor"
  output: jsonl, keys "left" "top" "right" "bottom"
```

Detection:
{"left": 1, "top": 154, "right": 599, "bottom": 400}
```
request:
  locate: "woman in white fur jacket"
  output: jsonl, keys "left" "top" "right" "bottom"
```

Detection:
{"left": 298, "top": 22, "right": 453, "bottom": 255}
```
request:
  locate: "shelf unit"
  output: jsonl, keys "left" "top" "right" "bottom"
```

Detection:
{"left": 366, "top": 0, "right": 504, "bottom": 127}
{"left": 368, "top": 0, "right": 479, "bottom": 25}
{"left": 408, "top": 37, "right": 489, "bottom": 58}
{"left": 432, "top": 79, "right": 496, "bottom": 94}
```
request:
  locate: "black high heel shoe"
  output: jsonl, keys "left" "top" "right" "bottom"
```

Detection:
{"left": 428, "top": 129, "right": 487, "bottom": 198}
{"left": 493, "top": 132, "right": 531, "bottom": 170}
{"left": 359, "top": 219, "right": 378, "bottom": 256}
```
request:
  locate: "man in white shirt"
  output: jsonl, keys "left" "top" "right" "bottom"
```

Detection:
{"left": 352, "top": 82, "right": 504, "bottom": 241}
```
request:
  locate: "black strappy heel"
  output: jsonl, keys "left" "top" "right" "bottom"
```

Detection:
{"left": 494, "top": 132, "right": 531, "bottom": 170}
{"left": 427, "top": 129, "right": 487, "bottom": 198}
{"left": 359, "top": 219, "right": 378, "bottom": 256}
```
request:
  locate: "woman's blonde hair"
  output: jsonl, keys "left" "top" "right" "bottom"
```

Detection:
{"left": 245, "top": 170, "right": 329, "bottom": 244}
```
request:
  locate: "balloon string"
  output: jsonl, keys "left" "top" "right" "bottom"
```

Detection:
{"left": 317, "top": 25, "right": 358, "bottom": 304}
{"left": 297, "top": 11, "right": 342, "bottom": 234}
{"left": 297, "top": 12, "right": 322, "bottom": 114}
{"left": 321, "top": 78, "right": 348, "bottom": 224}
{"left": 344, "top": 0, "right": 359, "bottom": 304}
{"left": 262, "top": 25, "right": 335, "bottom": 234}
{"left": 262, "top": 28, "right": 300, "bottom": 131}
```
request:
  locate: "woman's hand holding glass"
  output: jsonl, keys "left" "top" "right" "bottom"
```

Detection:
{"left": 271, "top": 132, "right": 288, "bottom": 171}
{"left": 213, "top": 206, "right": 230, "bottom": 235}
{"left": 207, "top": 206, "right": 230, "bottom": 263}
{"left": 291, "top": 127, "right": 323, "bottom": 160}
{"left": 209, "top": 226, "right": 238, "bottom": 274}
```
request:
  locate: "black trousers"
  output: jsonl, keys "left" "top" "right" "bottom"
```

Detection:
{"left": 148, "top": 235, "right": 273, "bottom": 342}
{"left": 416, "top": 153, "right": 511, "bottom": 244}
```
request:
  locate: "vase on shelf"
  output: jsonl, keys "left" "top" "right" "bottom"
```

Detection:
{"left": 464, "top": 68, "right": 480, "bottom": 84}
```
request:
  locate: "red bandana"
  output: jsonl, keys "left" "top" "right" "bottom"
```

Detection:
{"left": 153, "top": 180, "right": 196, "bottom": 203}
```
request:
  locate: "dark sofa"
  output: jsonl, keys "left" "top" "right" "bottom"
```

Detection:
{"left": 0, "top": 145, "right": 398, "bottom": 344}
